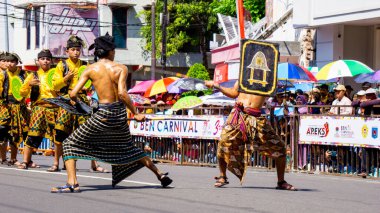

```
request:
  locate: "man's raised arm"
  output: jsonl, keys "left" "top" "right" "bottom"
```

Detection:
{"left": 69, "top": 67, "right": 90, "bottom": 102}
{"left": 204, "top": 80, "right": 239, "bottom": 98}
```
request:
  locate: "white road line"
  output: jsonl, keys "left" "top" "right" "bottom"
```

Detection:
{"left": 0, "top": 166, "right": 161, "bottom": 186}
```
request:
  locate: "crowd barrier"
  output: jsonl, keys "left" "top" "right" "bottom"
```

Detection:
{"left": 131, "top": 104, "right": 380, "bottom": 178}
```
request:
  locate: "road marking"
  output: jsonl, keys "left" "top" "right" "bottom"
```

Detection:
{"left": 0, "top": 166, "right": 161, "bottom": 186}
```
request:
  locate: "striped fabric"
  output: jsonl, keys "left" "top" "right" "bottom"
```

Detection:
{"left": 63, "top": 102, "right": 146, "bottom": 187}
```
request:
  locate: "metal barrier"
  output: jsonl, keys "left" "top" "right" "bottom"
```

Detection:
{"left": 133, "top": 104, "right": 380, "bottom": 178}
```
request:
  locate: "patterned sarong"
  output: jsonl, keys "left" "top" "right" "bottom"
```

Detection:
{"left": 218, "top": 103, "right": 286, "bottom": 182}
{"left": 0, "top": 99, "right": 29, "bottom": 146}
{"left": 55, "top": 94, "right": 89, "bottom": 134}
{"left": 28, "top": 105, "right": 57, "bottom": 140}
{"left": 63, "top": 101, "right": 147, "bottom": 187}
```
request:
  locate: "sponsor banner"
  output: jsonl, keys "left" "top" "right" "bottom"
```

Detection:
{"left": 299, "top": 115, "right": 380, "bottom": 148}
{"left": 47, "top": 5, "right": 99, "bottom": 57}
{"left": 129, "top": 115, "right": 226, "bottom": 139}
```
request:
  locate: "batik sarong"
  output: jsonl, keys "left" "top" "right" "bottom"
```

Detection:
{"left": 63, "top": 101, "right": 147, "bottom": 187}
{"left": 55, "top": 94, "right": 89, "bottom": 135}
{"left": 0, "top": 99, "right": 29, "bottom": 146}
{"left": 27, "top": 105, "right": 57, "bottom": 140}
{"left": 219, "top": 103, "right": 286, "bottom": 182}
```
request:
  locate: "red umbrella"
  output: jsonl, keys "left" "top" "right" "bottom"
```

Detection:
{"left": 128, "top": 80, "right": 156, "bottom": 94}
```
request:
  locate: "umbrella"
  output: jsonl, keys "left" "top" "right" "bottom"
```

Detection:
{"left": 129, "top": 94, "right": 150, "bottom": 105}
{"left": 316, "top": 60, "right": 374, "bottom": 81}
{"left": 278, "top": 63, "right": 315, "bottom": 81}
{"left": 277, "top": 80, "right": 295, "bottom": 88}
{"left": 168, "top": 78, "right": 208, "bottom": 92}
{"left": 128, "top": 80, "right": 156, "bottom": 94}
{"left": 172, "top": 96, "right": 203, "bottom": 110}
{"left": 202, "top": 96, "right": 235, "bottom": 106}
{"left": 300, "top": 66, "right": 318, "bottom": 82}
{"left": 355, "top": 70, "right": 380, "bottom": 83}
{"left": 220, "top": 79, "right": 237, "bottom": 88}
{"left": 144, "top": 77, "right": 179, "bottom": 97}
{"left": 43, "top": 97, "right": 91, "bottom": 115}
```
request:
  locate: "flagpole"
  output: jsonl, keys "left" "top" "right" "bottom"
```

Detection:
{"left": 236, "top": 0, "right": 245, "bottom": 40}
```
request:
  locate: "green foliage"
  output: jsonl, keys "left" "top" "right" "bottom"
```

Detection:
{"left": 181, "top": 63, "right": 212, "bottom": 97}
{"left": 187, "top": 63, "right": 210, "bottom": 80}
{"left": 138, "top": 0, "right": 219, "bottom": 62}
{"left": 211, "top": 0, "right": 265, "bottom": 22}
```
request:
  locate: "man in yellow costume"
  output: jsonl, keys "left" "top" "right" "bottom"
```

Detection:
{"left": 0, "top": 52, "right": 29, "bottom": 166}
{"left": 18, "top": 49, "right": 58, "bottom": 169}
{"left": 51, "top": 36, "right": 107, "bottom": 172}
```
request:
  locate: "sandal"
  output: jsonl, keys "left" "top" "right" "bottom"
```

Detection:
{"left": 51, "top": 183, "right": 81, "bottom": 193}
{"left": 158, "top": 172, "right": 173, "bottom": 188}
{"left": 214, "top": 176, "right": 229, "bottom": 187}
{"left": 276, "top": 180, "right": 297, "bottom": 191}
{"left": 47, "top": 165, "right": 60, "bottom": 172}
{"left": 7, "top": 159, "right": 20, "bottom": 166}
{"left": 89, "top": 165, "right": 110, "bottom": 173}
{"left": 18, "top": 162, "right": 28, "bottom": 170}
{"left": 27, "top": 161, "right": 40, "bottom": 168}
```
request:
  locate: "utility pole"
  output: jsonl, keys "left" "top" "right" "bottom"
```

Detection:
{"left": 3, "top": 0, "right": 9, "bottom": 51}
{"left": 161, "top": 0, "right": 168, "bottom": 74}
{"left": 151, "top": 0, "right": 156, "bottom": 80}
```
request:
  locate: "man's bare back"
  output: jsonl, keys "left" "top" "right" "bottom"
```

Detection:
{"left": 85, "top": 59, "right": 125, "bottom": 104}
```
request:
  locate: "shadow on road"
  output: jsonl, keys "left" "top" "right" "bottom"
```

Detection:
{"left": 81, "top": 184, "right": 160, "bottom": 191}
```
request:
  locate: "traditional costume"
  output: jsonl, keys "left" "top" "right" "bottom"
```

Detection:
{"left": 53, "top": 36, "right": 89, "bottom": 144}
{"left": 62, "top": 34, "right": 147, "bottom": 187}
{"left": 20, "top": 50, "right": 58, "bottom": 149}
{"left": 0, "top": 53, "right": 29, "bottom": 155}
{"left": 218, "top": 103, "right": 286, "bottom": 182}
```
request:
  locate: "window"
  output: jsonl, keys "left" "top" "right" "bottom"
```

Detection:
{"left": 34, "top": 7, "right": 41, "bottom": 48}
{"left": 26, "top": 9, "right": 31, "bottom": 50}
{"left": 112, "top": 7, "right": 128, "bottom": 48}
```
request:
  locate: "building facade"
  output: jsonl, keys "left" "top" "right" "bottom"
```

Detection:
{"left": 6, "top": 0, "right": 203, "bottom": 86}
{"left": 294, "top": 0, "right": 380, "bottom": 70}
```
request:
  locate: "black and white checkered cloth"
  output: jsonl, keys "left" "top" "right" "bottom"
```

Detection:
{"left": 63, "top": 101, "right": 146, "bottom": 187}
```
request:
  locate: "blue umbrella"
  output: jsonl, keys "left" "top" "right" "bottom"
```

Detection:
{"left": 220, "top": 79, "right": 237, "bottom": 88}
{"left": 278, "top": 63, "right": 312, "bottom": 81}
{"left": 354, "top": 72, "right": 376, "bottom": 83}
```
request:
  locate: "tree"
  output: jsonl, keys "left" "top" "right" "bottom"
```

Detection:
{"left": 139, "top": 0, "right": 219, "bottom": 76}
{"left": 187, "top": 63, "right": 210, "bottom": 80}
{"left": 211, "top": 0, "right": 265, "bottom": 22}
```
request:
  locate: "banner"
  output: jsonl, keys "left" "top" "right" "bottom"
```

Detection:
{"left": 238, "top": 39, "right": 279, "bottom": 96}
{"left": 129, "top": 115, "right": 226, "bottom": 139}
{"left": 299, "top": 115, "right": 380, "bottom": 148}
{"left": 47, "top": 5, "right": 99, "bottom": 57}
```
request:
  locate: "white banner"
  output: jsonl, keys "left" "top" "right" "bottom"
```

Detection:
{"left": 299, "top": 115, "right": 380, "bottom": 148}
{"left": 129, "top": 115, "right": 226, "bottom": 139}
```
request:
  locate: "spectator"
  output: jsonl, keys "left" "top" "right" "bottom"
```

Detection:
{"left": 326, "top": 92, "right": 335, "bottom": 105}
{"left": 360, "top": 88, "right": 380, "bottom": 115}
{"left": 295, "top": 95, "right": 308, "bottom": 114}
{"left": 295, "top": 89, "right": 304, "bottom": 96}
{"left": 319, "top": 84, "right": 329, "bottom": 104}
{"left": 361, "top": 82, "right": 371, "bottom": 91}
{"left": 309, "top": 93, "right": 323, "bottom": 114}
{"left": 345, "top": 85, "right": 354, "bottom": 100}
{"left": 351, "top": 90, "right": 366, "bottom": 115}
{"left": 329, "top": 85, "right": 352, "bottom": 115}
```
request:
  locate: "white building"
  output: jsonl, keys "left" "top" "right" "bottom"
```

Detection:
{"left": 0, "top": 0, "right": 14, "bottom": 52}
{"left": 6, "top": 0, "right": 202, "bottom": 84}
{"left": 294, "top": 0, "right": 380, "bottom": 70}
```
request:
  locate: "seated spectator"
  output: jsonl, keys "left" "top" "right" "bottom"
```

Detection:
{"left": 329, "top": 85, "right": 352, "bottom": 115}
{"left": 360, "top": 88, "right": 380, "bottom": 115}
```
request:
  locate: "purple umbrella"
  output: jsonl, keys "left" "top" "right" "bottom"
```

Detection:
{"left": 354, "top": 73, "right": 375, "bottom": 83}
{"left": 370, "top": 70, "right": 380, "bottom": 82}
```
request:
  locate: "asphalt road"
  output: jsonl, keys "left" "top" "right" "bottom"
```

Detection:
{"left": 0, "top": 155, "right": 379, "bottom": 213}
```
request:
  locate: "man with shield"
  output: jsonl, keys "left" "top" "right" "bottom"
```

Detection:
{"left": 51, "top": 36, "right": 107, "bottom": 172}
{"left": 205, "top": 40, "right": 296, "bottom": 190}
{"left": 0, "top": 52, "right": 29, "bottom": 166}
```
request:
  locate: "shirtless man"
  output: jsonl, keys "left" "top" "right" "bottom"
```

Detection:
{"left": 205, "top": 80, "right": 296, "bottom": 190}
{"left": 51, "top": 33, "right": 172, "bottom": 193}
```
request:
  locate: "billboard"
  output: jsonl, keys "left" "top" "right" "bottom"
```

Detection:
{"left": 47, "top": 5, "right": 99, "bottom": 57}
